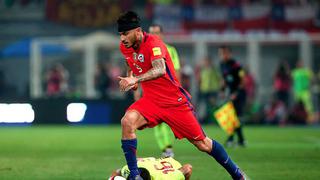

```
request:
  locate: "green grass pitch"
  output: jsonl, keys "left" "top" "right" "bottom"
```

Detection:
{"left": 0, "top": 125, "right": 319, "bottom": 180}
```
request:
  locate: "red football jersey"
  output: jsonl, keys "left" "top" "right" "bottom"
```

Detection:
{"left": 120, "top": 32, "right": 191, "bottom": 107}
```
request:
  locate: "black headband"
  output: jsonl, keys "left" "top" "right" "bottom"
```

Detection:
{"left": 118, "top": 22, "right": 140, "bottom": 32}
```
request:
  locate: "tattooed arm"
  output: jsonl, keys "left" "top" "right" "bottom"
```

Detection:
{"left": 118, "top": 58, "right": 166, "bottom": 91}
{"left": 136, "top": 58, "right": 166, "bottom": 82}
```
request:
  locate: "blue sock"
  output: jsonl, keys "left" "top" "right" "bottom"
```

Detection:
{"left": 209, "top": 140, "right": 241, "bottom": 179}
{"left": 121, "top": 139, "right": 140, "bottom": 178}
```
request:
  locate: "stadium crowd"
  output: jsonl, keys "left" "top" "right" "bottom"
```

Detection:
{"left": 191, "top": 57, "right": 318, "bottom": 126}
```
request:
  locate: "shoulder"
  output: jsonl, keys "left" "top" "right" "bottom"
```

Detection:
{"left": 145, "top": 33, "right": 165, "bottom": 48}
{"left": 144, "top": 34, "right": 167, "bottom": 58}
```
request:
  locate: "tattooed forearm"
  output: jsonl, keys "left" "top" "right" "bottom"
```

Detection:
{"left": 136, "top": 58, "right": 166, "bottom": 82}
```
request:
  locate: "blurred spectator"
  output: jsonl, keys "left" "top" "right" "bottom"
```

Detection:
{"left": 273, "top": 61, "right": 291, "bottom": 108}
{"left": 180, "top": 60, "right": 193, "bottom": 92}
{"left": 242, "top": 66, "right": 259, "bottom": 123}
{"left": 46, "top": 63, "right": 69, "bottom": 97}
{"left": 154, "top": 0, "right": 175, "bottom": 5}
{"left": 109, "top": 63, "right": 123, "bottom": 92}
{"left": 263, "top": 95, "right": 286, "bottom": 125}
{"left": 314, "top": 67, "right": 320, "bottom": 121}
{"left": 198, "top": 56, "right": 222, "bottom": 123}
{"left": 243, "top": 66, "right": 256, "bottom": 106}
{"left": 95, "top": 62, "right": 111, "bottom": 99}
{"left": 291, "top": 60, "right": 314, "bottom": 123}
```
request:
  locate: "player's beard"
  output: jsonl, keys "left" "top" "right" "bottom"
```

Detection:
{"left": 132, "top": 34, "right": 142, "bottom": 50}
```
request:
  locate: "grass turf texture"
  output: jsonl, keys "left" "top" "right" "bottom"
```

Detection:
{"left": 0, "top": 125, "right": 319, "bottom": 180}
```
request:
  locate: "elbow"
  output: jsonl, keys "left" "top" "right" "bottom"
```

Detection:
{"left": 160, "top": 69, "right": 166, "bottom": 76}
{"left": 157, "top": 68, "right": 166, "bottom": 77}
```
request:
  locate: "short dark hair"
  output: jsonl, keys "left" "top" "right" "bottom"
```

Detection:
{"left": 117, "top": 11, "right": 141, "bottom": 32}
{"left": 139, "top": 168, "right": 151, "bottom": 180}
{"left": 218, "top": 45, "right": 232, "bottom": 52}
{"left": 150, "top": 24, "right": 163, "bottom": 33}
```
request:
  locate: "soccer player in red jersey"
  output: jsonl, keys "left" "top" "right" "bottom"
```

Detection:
{"left": 117, "top": 11, "right": 248, "bottom": 180}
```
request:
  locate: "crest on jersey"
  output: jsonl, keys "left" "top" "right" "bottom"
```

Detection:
{"left": 138, "top": 54, "right": 144, "bottom": 63}
{"left": 152, "top": 47, "right": 162, "bottom": 56}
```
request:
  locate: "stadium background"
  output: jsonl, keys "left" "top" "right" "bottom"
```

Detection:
{"left": 0, "top": 0, "right": 320, "bottom": 179}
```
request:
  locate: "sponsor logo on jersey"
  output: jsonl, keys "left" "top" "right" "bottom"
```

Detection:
{"left": 138, "top": 54, "right": 144, "bottom": 63}
{"left": 133, "top": 52, "right": 138, "bottom": 61}
{"left": 152, "top": 47, "right": 162, "bottom": 56}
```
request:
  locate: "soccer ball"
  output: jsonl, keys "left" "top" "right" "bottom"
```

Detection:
{"left": 108, "top": 176, "right": 126, "bottom": 180}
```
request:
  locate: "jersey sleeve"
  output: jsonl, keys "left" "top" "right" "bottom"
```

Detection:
{"left": 148, "top": 39, "right": 167, "bottom": 62}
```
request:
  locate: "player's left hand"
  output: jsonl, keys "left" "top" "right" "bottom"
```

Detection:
{"left": 118, "top": 76, "right": 138, "bottom": 92}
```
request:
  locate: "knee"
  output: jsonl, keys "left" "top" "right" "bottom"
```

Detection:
{"left": 195, "top": 143, "right": 210, "bottom": 152}
{"left": 121, "top": 112, "right": 138, "bottom": 131}
{"left": 192, "top": 138, "right": 212, "bottom": 153}
{"left": 194, "top": 142, "right": 210, "bottom": 153}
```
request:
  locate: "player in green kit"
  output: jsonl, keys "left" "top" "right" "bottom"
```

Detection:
{"left": 149, "top": 24, "right": 181, "bottom": 158}
{"left": 291, "top": 60, "right": 314, "bottom": 122}
{"left": 109, "top": 157, "right": 192, "bottom": 180}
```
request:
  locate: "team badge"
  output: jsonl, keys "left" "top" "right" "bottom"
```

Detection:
{"left": 152, "top": 47, "right": 162, "bottom": 56}
{"left": 138, "top": 54, "right": 144, "bottom": 62}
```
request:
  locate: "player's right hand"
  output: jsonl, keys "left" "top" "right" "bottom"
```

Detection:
{"left": 118, "top": 76, "right": 138, "bottom": 92}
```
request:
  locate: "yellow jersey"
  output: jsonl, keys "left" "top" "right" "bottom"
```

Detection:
{"left": 120, "top": 157, "right": 185, "bottom": 180}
